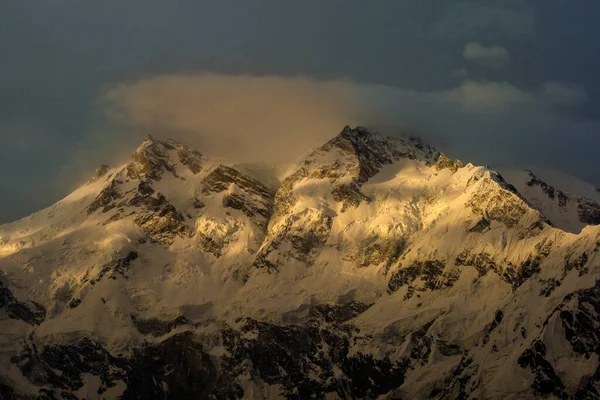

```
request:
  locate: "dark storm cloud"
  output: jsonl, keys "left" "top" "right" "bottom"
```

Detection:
{"left": 1, "top": 1, "right": 599, "bottom": 223}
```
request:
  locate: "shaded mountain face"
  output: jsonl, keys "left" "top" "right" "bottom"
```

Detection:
{"left": 502, "top": 169, "right": 600, "bottom": 233}
{"left": 1, "top": 126, "right": 600, "bottom": 399}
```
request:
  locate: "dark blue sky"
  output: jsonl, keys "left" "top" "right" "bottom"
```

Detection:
{"left": 1, "top": 1, "right": 599, "bottom": 222}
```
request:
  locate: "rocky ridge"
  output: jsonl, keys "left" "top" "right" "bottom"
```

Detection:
{"left": 504, "top": 169, "right": 600, "bottom": 232}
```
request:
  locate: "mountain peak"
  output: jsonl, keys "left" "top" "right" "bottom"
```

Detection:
{"left": 435, "top": 153, "right": 464, "bottom": 172}
{"left": 128, "top": 137, "right": 172, "bottom": 181}
{"left": 135, "top": 134, "right": 157, "bottom": 151}
{"left": 87, "top": 163, "right": 110, "bottom": 183}
{"left": 323, "top": 126, "right": 438, "bottom": 166}
{"left": 134, "top": 134, "right": 164, "bottom": 154}
{"left": 340, "top": 125, "right": 372, "bottom": 138}
{"left": 127, "top": 136, "right": 204, "bottom": 181}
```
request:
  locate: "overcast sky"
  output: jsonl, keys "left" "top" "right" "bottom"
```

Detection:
{"left": 1, "top": 1, "right": 600, "bottom": 222}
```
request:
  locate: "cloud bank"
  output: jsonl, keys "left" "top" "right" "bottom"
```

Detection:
{"left": 102, "top": 74, "right": 362, "bottom": 164}
{"left": 539, "top": 82, "right": 588, "bottom": 107}
{"left": 463, "top": 43, "right": 510, "bottom": 68}
{"left": 99, "top": 73, "right": 598, "bottom": 186}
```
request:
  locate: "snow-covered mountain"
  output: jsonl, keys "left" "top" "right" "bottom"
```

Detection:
{"left": 501, "top": 169, "right": 600, "bottom": 234}
{"left": 1, "top": 126, "right": 600, "bottom": 399}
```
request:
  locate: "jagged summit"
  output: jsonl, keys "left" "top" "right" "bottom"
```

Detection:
{"left": 267, "top": 126, "right": 442, "bottom": 219}
{"left": 139, "top": 133, "right": 156, "bottom": 146}
{"left": 321, "top": 126, "right": 439, "bottom": 176}
{"left": 340, "top": 124, "right": 369, "bottom": 137}
{"left": 126, "top": 136, "right": 204, "bottom": 181}
{"left": 314, "top": 126, "right": 438, "bottom": 185}
{"left": 435, "top": 153, "right": 464, "bottom": 172}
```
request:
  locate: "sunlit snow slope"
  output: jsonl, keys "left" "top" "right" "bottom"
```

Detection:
{"left": 1, "top": 126, "right": 600, "bottom": 399}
